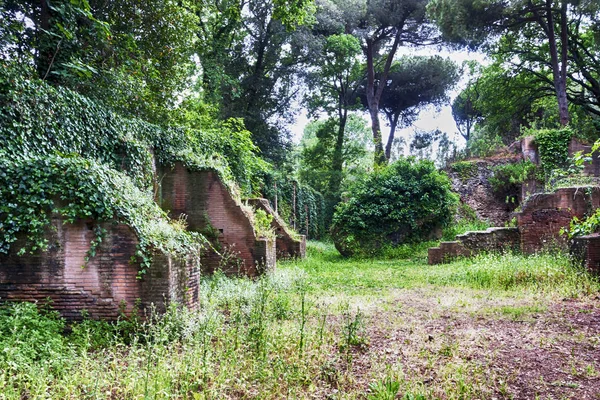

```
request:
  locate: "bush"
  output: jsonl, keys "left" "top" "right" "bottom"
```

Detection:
{"left": 0, "top": 302, "right": 71, "bottom": 376}
{"left": 488, "top": 160, "right": 539, "bottom": 195}
{"left": 331, "top": 158, "right": 458, "bottom": 257}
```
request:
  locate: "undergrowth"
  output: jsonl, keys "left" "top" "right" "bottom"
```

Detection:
{"left": 1, "top": 242, "right": 598, "bottom": 399}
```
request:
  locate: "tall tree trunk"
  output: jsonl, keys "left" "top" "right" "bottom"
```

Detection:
{"left": 545, "top": 0, "right": 570, "bottom": 126}
{"left": 384, "top": 113, "right": 400, "bottom": 160}
{"left": 329, "top": 110, "right": 347, "bottom": 196}
{"left": 364, "top": 28, "right": 403, "bottom": 166}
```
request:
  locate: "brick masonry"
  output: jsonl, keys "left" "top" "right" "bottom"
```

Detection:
{"left": 0, "top": 218, "right": 200, "bottom": 320}
{"left": 571, "top": 234, "right": 600, "bottom": 275}
{"left": 428, "top": 227, "right": 519, "bottom": 265}
{"left": 247, "top": 198, "right": 306, "bottom": 259}
{"left": 516, "top": 187, "right": 600, "bottom": 253}
{"left": 429, "top": 187, "right": 600, "bottom": 267}
{"left": 157, "top": 163, "right": 275, "bottom": 276}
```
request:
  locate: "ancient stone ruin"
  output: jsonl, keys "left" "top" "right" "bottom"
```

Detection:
{"left": 247, "top": 198, "right": 306, "bottom": 259}
{"left": 431, "top": 136, "right": 600, "bottom": 275}
{"left": 0, "top": 162, "right": 304, "bottom": 320}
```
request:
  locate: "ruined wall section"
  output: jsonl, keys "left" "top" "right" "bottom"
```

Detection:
{"left": 247, "top": 198, "right": 306, "bottom": 259}
{"left": 447, "top": 158, "right": 522, "bottom": 226}
{"left": 516, "top": 187, "right": 600, "bottom": 253}
{"left": 0, "top": 218, "right": 200, "bottom": 320}
{"left": 157, "top": 163, "right": 275, "bottom": 276}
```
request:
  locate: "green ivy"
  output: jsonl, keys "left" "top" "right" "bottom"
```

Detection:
{"left": 0, "top": 156, "right": 205, "bottom": 275}
{"left": 531, "top": 127, "right": 573, "bottom": 178}
{"left": 261, "top": 172, "right": 326, "bottom": 239}
{"left": 0, "top": 62, "right": 268, "bottom": 195}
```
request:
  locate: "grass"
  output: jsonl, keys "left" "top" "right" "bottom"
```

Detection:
{"left": 0, "top": 242, "right": 599, "bottom": 399}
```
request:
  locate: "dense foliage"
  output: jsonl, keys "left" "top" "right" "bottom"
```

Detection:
{"left": 331, "top": 158, "right": 458, "bottom": 256}
{"left": 532, "top": 127, "right": 574, "bottom": 178}
{"left": 0, "top": 156, "right": 204, "bottom": 274}
{"left": 0, "top": 64, "right": 267, "bottom": 194}
{"left": 489, "top": 160, "right": 538, "bottom": 196}
{"left": 262, "top": 173, "right": 326, "bottom": 239}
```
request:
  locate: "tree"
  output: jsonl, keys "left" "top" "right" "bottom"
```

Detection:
{"left": 452, "top": 88, "right": 481, "bottom": 143}
{"left": 298, "top": 115, "right": 371, "bottom": 224}
{"left": 428, "top": 0, "right": 600, "bottom": 127}
{"left": 305, "top": 33, "right": 363, "bottom": 198}
{"left": 196, "top": 0, "right": 317, "bottom": 164}
{"left": 358, "top": 55, "right": 458, "bottom": 159}
{"left": 316, "top": 0, "right": 440, "bottom": 165}
{"left": 0, "top": 0, "right": 199, "bottom": 124}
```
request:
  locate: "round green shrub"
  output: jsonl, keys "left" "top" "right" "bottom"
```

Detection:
{"left": 331, "top": 158, "right": 458, "bottom": 257}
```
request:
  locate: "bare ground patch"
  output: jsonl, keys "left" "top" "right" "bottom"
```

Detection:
{"left": 315, "top": 289, "right": 600, "bottom": 399}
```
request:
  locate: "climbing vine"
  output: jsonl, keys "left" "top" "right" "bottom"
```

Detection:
{"left": 0, "top": 63, "right": 268, "bottom": 195}
{"left": 531, "top": 127, "right": 573, "bottom": 177}
{"left": 0, "top": 156, "right": 205, "bottom": 275}
{"left": 261, "top": 172, "right": 326, "bottom": 239}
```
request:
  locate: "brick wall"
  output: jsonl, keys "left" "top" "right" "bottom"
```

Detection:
{"left": 157, "top": 163, "right": 275, "bottom": 276}
{"left": 571, "top": 234, "right": 600, "bottom": 276}
{"left": 247, "top": 198, "right": 306, "bottom": 259}
{"left": 516, "top": 187, "right": 600, "bottom": 253}
{"left": 428, "top": 227, "right": 519, "bottom": 265}
{"left": 0, "top": 218, "right": 200, "bottom": 320}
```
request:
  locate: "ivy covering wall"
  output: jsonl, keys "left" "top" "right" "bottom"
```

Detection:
{"left": 0, "top": 63, "right": 267, "bottom": 194}
{"left": 0, "top": 63, "right": 269, "bottom": 265}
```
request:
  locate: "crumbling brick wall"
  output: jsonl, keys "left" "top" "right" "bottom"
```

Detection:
{"left": 0, "top": 218, "right": 200, "bottom": 320}
{"left": 428, "top": 227, "right": 520, "bottom": 265}
{"left": 516, "top": 187, "right": 600, "bottom": 253}
{"left": 247, "top": 198, "right": 306, "bottom": 259}
{"left": 571, "top": 234, "right": 600, "bottom": 275}
{"left": 157, "top": 163, "right": 275, "bottom": 276}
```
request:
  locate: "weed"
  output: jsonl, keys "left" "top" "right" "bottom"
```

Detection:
{"left": 367, "top": 378, "right": 400, "bottom": 400}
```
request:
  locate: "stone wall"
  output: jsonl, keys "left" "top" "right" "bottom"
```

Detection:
{"left": 447, "top": 158, "right": 522, "bottom": 226}
{"left": 157, "top": 163, "right": 275, "bottom": 276}
{"left": 516, "top": 187, "right": 600, "bottom": 253}
{"left": 428, "top": 227, "right": 519, "bottom": 265}
{"left": 0, "top": 218, "right": 199, "bottom": 320}
{"left": 247, "top": 198, "right": 306, "bottom": 259}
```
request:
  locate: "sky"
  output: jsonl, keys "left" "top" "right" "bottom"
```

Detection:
{"left": 289, "top": 47, "right": 488, "bottom": 155}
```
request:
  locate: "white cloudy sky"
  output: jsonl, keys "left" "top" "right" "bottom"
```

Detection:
{"left": 289, "top": 47, "right": 488, "bottom": 154}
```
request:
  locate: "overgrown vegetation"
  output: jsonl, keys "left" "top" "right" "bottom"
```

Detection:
{"left": 531, "top": 127, "right": 574, "bottom": 179}
{"left": 0, "top": 156, "right": 204, "bottom": 274}
{"left": 331, "top": 158, "right": 458, "bottom": 257}
{"left": 1, "top": 242, "right": 598, "bottom": 398}
{"left": 488, "top": 160, "right": 538, "bottom": 195}
{"left": 262, "top": 173, "right": 326, "bottom": 239}
{"left": 0, "top": 64, "right": 268, "bottom": 194}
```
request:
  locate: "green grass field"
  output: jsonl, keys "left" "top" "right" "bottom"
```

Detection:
{"left": 1, "top": 242, "right": 599, "bottom": 399}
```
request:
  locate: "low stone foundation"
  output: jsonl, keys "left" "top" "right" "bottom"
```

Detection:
{"left": 247, "top": 198, "right": 306, "bottom": 259}
{"left": 428, "top": 227, "right": 519, "bottom": 265}
{"left": 0, "top": 218, "right": 200, "bottom": 320}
